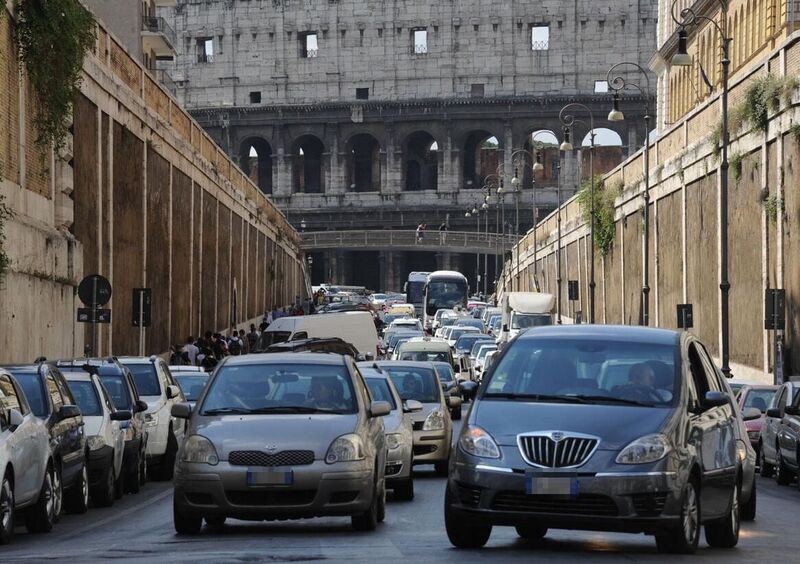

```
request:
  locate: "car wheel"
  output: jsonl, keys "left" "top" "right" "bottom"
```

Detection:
{"left": 64, "top": 464, "right": 89, "bottom": 514}
{"left": 158, "top": 428, "right": 178, "bottom": 481}
{"left": 655, "top": 479, "right": 700, "bottom": 554}
{"left": 705, "top": 481, "right": 740, "bottom": 548}
{"left": 93, "top": 460, "right": 116, "bottom": 508}
{"left": 204, "top": 515, "right": 226, "bottom": 528}
{"left": 393, "top": 478, "right": 414, "bottom": 501}
{"left": 775, "top": 450, "right": 793, "bottom": 486}
{"left": 25, "top": 464, "right": 57, "bottom": 534}
{"left": 51, "top": 466, "right": 63, "bottom": 522}
{"left": 351, "top": 481, "right": 379, "bottom": 531}
{"left": 741, "top": 477, "right": 756, "bottom": 521}
{"left": 759, "top": 443, "right": 774, "bottom": 477}
{"left": 434, "top": 460, "right": 449, "bottom": 477}
{"left": 173, "top": 497, "right": 202, "bottom": 535}
{"left": 0, "top": 474, "right": 14, "bottom": 545}
{"left": 444, "top": 487, "right": 491, "bottom": 548}
{"left": 515, "top": 524, "right": 548, "bottom": 541}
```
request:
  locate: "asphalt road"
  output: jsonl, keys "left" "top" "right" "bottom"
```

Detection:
{"left": 5, "top": 423, "right": 800, "bottom": 562}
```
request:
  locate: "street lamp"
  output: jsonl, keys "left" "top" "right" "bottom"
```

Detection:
{"left": 560, "top": 103, "right": 596, "bottom": 324}
{"left": 671, "top": 0, "right": 732, "bottom": 377}
{"left": 300, "top": 218, "right": 307, "bottom": 231}
{"left": 606, "top": 61, "right": 651, "bottom": 327}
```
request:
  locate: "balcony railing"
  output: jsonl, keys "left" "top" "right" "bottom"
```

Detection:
{"left": 142, "top": 16, "right": 176, "bottom": 48}
{"left": 153, "top": 69, "right": 176, "bottom": 95}
{"left": 301, "top": 230, "right": 519, "bottom": 254}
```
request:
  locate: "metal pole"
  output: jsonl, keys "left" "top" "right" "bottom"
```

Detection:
{"left": 138, "top": 289, "right": 145, "bottom": 356}
{"left": 589, "top": 136, "right": 596, "bottom": 324}
{"left": 556, "top": 184, "right": 562, "bottom": 324}
{"left": 90, "top": 277, "right": 98, "bottom": 357}
{"left": 476, "top": 211, "right": 480, "bottom": 293}
{"left": 532, "top": 181, "right": 538, "bottom": 291}
{"left": 484, "top": 209, "right": 489, "bottom": 296}
{"left": 720, "top": 39, "right": 731, "bottom": 377}
{"left": 642, "top": 112, "right": 651, "bottom": 326}
{"left": 515, "top": 190, "right": 519, "bottom": 235}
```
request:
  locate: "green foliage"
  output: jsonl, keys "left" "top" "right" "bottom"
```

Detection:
{"left": 729, "top": 152, "right": 743, "bottom": 183}
{"left": 764, "top": 193, "right": 784, "bottom": 224}
{"left": 790, "top": 123, "right": 800, "bottom": 143}
{"left": 0, "top": 194, "right": 13, "bottom": 280}
{"left": 576, "top": 176, "right": 620, "bottom": 257}
{"left": 14, "top": 0, "right": 96, "bottom": 150}
{"left": 710, "top": 124, "right": 722, "bottom": 161}
{"left": 738, "top": 74, "right": 799, "bottom": 134}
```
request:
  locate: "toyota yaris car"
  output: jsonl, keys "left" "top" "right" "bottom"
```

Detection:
{"left": 445, "top": 325, "right": 755, "bottom": 554}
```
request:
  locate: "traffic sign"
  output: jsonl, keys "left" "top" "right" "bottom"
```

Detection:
{"left": 568, "top": 280, "right": 579, "bottom": 301}
{"left": 132, "top": 288, "right": 152, "bottom": 327}
{"left": 765, "top": 289, "right": 786, "bottom": 330}
{"left": 77, "top": 308, "right": 111, "bottom": 323}
{"left": 77, "top": 274, "right": 112, "bottom": 307}
{"left": 676, "top": 304, "right": 693, "bottom": 329}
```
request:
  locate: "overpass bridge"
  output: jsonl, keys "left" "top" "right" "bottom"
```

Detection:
{"left": 301, "top": 230, "right": 519, "bottom": 255}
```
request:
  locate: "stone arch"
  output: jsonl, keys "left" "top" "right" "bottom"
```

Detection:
{"left": 583, "top": 128, "right": 624, "bottom": 147}
{"left": 462, "top": 130, "right": 501, "bottom": 188}
{"left": 291, "top": 134, "right": 325, "bottom": 194}
{"left": 239, "top": 137, "right": 273, "bottom": 194}
{"left": 403, "top": 131, "right": 439, "bottom": 191}
{"left": 516, "top": 129, "right": 559, "bottom": 189}
{"left": 345, "top": 133, "right": 381, "bottom": 192}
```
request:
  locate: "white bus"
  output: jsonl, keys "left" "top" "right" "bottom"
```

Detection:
{"left": 423, "top": 271, "right": 469, "bottom": 330}
{"left": 404, "top": 271, "right": 430, "bottom": 318}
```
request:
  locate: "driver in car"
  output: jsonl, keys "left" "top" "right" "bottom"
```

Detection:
{"left": 308, "top": 377, "right": 346, "bottom": 411}
{"left": 628, "top": 363, "right": 656, "bottom": 388}
{"left": 403, "top": 375, "right": 421, "bottom": 399}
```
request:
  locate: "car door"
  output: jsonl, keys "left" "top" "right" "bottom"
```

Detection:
{"left": 51, "top": 368, "right": 85, "bottom": 482}
{"left": 763, "top": 385, "right": 787, "bottom": 463}
{"left": 0, "top": 374, "right": 41, "bottom": 502}
{"left": 160, "top": 362, "right": 185, "bottom": 441}
{"left": 777, "top": 388, "right": 800, "bottom": 469}
{"left": 352, "top": 363, "right": 384, "bottom": 469}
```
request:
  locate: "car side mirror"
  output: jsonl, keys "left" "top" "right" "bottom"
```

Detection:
{"left": 766, "top": 407, "right": 782, "bottom": 419}
{"left": 60, "top": 404, "right": 82, "bottom": 419}
{"left": 110, "top": 410, "right": 132, "bottom": 421}
{"left": 166, "top": 385, "right": 180, "bottom": 400}
{"left": 135, "top": 400, "right": 149, "bottom": 413}
{"left": 742, "top": 407, "right": 762, "bottom": 421}
{"left": 171, "top": 402, "right": 192, "bottom": 419}
{"left": 8, "top": 408, "right": 23, "bottom": 431}
{"left": 702, "top": 391, "right": 729, "bottom": 408}
{"left": 403, "top": 399, "right": 423, "bottom": 413}
{"left": 369, "top": 401, "right": 391, "bottom": 418}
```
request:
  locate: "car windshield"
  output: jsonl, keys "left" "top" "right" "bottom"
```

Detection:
{"left": 483, "top": 338, "right": 679, "bottom": 407}
{"left": 432, "top": 363, "right": 455, "bottom": 384}
{"left": 455, "top": 336, "right": 489, "bottom": 354}
{"left": 9, "top": 371, "right": 47, "bottom": 417}
{"left": 383, "top": 366, "right": 440, "bottom": 403}
{"left": 174, "top": 374, "right": 210, "bottom": 401}
{"left": 98, "top": 374, "right": 133, "bottom": 411}
{"left": 743, "top": 388, "right": 776, "bottom": 413}
{"left": 477, "top": 346, "right": 497, "bottom": 361}
{"left": 450, "top": 328, "right": 478, "bottom": 342}
{"left": 68, "top": 380, "right": 103, "bottom": 416}
{"left": 365, "top": 378, "right": 397, "bottom": 410}
{"left": 389, "top": 332, "right": 420, "bottom": 348}
{"left": 407, "top": 281, "right": 425, "bottom": 305}
{"left": 470, "top": 339, "right": 494, "bottom": 356}
{"left": 426, "top": 280, "right": 468, "bottom": 315}
{"left": 201, "top": 363, "right": 357, "bottom": 415}
{"left": 124, "top": 363, "right": 161, "bottom": 396}
{"left": 441, "top": 318, "right": 457, "bottom": 328}
{"left": 511, "top": 313, "right": 552, "bottom": 329}
{"left": 398, "top": 350, "right": 451, "bottom": 363}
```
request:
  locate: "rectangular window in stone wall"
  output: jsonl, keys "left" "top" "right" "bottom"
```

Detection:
{"left": 531, "top": 25, "right": 549, "bottom": 50}
{"left": 197, "top": 37, "right": 214, "bottom": 63}
{"left": 356, "top": 88, "right": 369, "bottom": 100}
{"left": 250, "top": 91, "right": 262, "bottom": 104}
{"left": 300, "top": 32, "right": 318, "bottom": 58}
{"left": 470, "top": 83, "right": 484, "bottom": 98}
{"left": 413, "top": 28, "right": 427, "bottom": 54}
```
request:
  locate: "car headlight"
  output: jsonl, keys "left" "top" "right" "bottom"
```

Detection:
{"left": 325, "top": 434, "right": 365, "bottom": 464}
{"left": 459, "top": 425, "right": 500, "bottom": 459}
{"left": 616, "top": 434, "right": 671, "bottom": 464}
{"left": 181, "top": 435, "right": 219, "bottom": 465}
{"left": 145, "top": 413, "right": 158, "bottom": 428}
{"left": 422, "top": 409, "right": 446, "bottom": 431}
{"left": 87, "top": 435, "right": 107, "bottom": 451}
{"left": 386, "top": 433, "right": 403, "bottom": 450}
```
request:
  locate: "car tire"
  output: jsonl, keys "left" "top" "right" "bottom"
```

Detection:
{"left": 0, "top": 473, "right": 15, "bottom": 545}
{"left": 705, "top": 481, "right": 740, "bottom": 548}
{"left": 351, "top": 482, "right": 379, "bottom": 531}
{"left": 158, "top": 428, "right": 178, "bottom": 481}
{"left": 64, "top": 464, "right": 89, "bottom": 514}
{"left": 434, "top": 460, "right": 449, "bottom": 477}
{"left": 444, "top": 487, "right": 491, "bottom": 549}
{"left": 204, "top": 515, "right": 226, "bottom": 528}
{"left": 741, "top": 477, "right": 756, "bottom": 521}
{"left": 515, "top": 524, "right": 548, "bottom": 541}
{"left": 173, "top": 497, "right": 202, "bottom": 535}
{"left": 393, "top": 478, "right": 414, "bottom": 501}
{"left": 25, "top": 464, "right": 58, "bottom": 534}
{"left": 655, "top": 479, "right": 700, "bottom": 554}
{"left": 93, "top": 462, "right": 116, "bottom": 508}
{"left": 759, "top": 443, "right": 774, "bottom": 477}
{"left": 775, "top": 450, "right": 793, "bottom": 486}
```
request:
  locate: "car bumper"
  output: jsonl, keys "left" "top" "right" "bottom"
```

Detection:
{"left": 412, "top": 429, "right": 451, "bottom": 464}
{"left": 174, "top": 461, "right": 375, "bottom": 520}
{"left": 385, "top": 445, "right": 412, "bottom": 482}
{"left": 87, "top": 445, "right": 114, "bottom": 487}
{"left": 448, "top": 462, "right": 683, "bottom": 534}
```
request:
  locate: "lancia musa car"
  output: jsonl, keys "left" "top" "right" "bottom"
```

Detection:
{"left": 171, "top": 353, "right": 390, "bottom": 533}
{"left": 445, "top": 325, "right": 756, "bottom": 554}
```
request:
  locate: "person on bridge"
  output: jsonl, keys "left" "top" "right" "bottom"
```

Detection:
{"left": 438, "top": 221, "right": 448, "bottom": 244}
{"left": 416, "top": 223, "right": 426, "bottom": 243}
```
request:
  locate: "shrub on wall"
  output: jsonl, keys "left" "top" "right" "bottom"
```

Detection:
{"left": 0, "top": 194, "right": 12, "bottom": 279}
{"left": 576, "top": 176, "right": 620, "bottom": 257}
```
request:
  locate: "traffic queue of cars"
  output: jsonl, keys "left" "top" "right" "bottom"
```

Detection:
{"left": 0, "top": 356, "right": 189, "bottom": 544}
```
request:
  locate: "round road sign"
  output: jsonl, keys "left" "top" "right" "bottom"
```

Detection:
{"left": 77, "top": 274, "right": 112, "bottom": 307}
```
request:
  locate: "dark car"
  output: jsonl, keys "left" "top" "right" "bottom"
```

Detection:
{"left": 759, "top": 380, "right": 800, "bottom": 482}
{"left": 261, "top": 337, "right": 360, "bottom": 357}
{"left": 765, "top": 381, "right": 800, "bottom": 486}
{"left": 735, "top": 385, "right": 778, "bottom": 461}
{"left": 56, "top": 359, "right": 149, "bottom": 495}
{"left": 454, "top": 334, "right": 494, "bottom": 357}
{"left": 445, "top": 325, "right": 756, "bottom": 554}
{"left": 6, "top": 362, "right": 89, "bottom": 515}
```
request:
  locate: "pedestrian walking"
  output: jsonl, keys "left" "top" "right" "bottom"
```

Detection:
{"left": 416, "top": 222, "right": 426, "bottom": 243}
{"left": 182, "top": 336, "right": 199, "bottom": 365}
{"left": 438, "top": 221, "right": 448, "bottom": 244}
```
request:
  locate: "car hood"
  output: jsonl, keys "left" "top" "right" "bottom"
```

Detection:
{"left": 192, "top": 414, "right": 359, "bottom": 459}
{"left": 473, "top": 400, "right": 673, "bottom": 450}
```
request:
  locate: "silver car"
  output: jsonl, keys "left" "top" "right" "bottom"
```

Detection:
{"left": 171, "top": 353, "right": 391, "bottom": 533}
{"left": 362, "top": 366, "right": 422, "bottom": 500}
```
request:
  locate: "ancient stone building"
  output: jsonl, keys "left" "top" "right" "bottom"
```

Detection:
{"left": 162, "top": 0, "right": 658, "bottom": 290}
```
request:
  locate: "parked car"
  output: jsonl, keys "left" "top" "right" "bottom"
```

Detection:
{"left": 445, "top": 325, "right": 756, "bottom": 553}
{"left": 171, "top": 353, "right": 390, "bottom": 533}
{"left": 170, "top": 366, "right": 210, "bottom": 409}
{"left": 57, "top": 359, "right": 149, "bottom": 494}
{"left": 6, "top": 363, "right": 89, "bottom": 515}
{"left": 366, "top": 361, "right": 458, "bottom": 476}
{"left": 0, "top": 368, "right": 54, "bottom": 543}
{"left": 735, "top": 385, "right": 778, "bottom": 463}
{"left": 362, "top": 365, "right": 421, "bottom": 500}
{"left": 118, "top": 357, "right": 186, "bottom": 480}
{"left": 760, "top": 380, "right": 800, "bottom": 482}
{"left": 63, "top": 370, "right": 130, "bottom": 506}
{"left": 768, "top": 384, "right": 800, "bottom": 488}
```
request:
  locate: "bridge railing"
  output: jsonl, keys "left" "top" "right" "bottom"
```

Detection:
{"left": 301, "top": 230, "right": 519, "bottom": 253}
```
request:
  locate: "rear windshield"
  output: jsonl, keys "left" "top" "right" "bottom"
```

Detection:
{"left": 98, "top": 375, "right": 133, "bottom": 411}
{"left": 255, "top": 331, "right": 292, "bottom": 351}
{"left": 742, "top": 388, "right": 776, "bottom": 413}
{"left": 383, "top": 366, "right": 440, "bottom": 404}
{"left": 9, "top": 372, "right": 47, "bottom": 417}
{"left": 511, "top": 313, "right": 552, "bottom": 329}
{"left": 365, "top": 378, "right": 397, "bottom": 410}
{"left": 125, "top": 364, "right": 161, "bottom": 396}
{"left": 174, "top": 374, "right": 210, "bottom": 402}
{"left": 68, "top": 380, "right": 103, "bottom": 416}
{"left": 433, "top": 363, "right": 455, "bottom": 384}
{"left": 399, "top": 350, "right": 451, "bottom": 363}
{"left": 455, "top": 335, "right": 490, "bottom": 354}
{"left": 449, "top": 328, "right": 477, "bottom": 341}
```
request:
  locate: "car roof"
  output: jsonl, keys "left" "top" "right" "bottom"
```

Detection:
{"left": 2, "top": 363, "right": 44, "bottom": 372}
{"left": 515, "top": 324, "right": 680, "bottom": 345}
{"left": 116, "top": 356, "right": 158, "bottom": 364}
{"left": 223, "top": 352, "right": 347, "bottom": 366}
{"left": 368, "top": 360, "right": 436, "bottom": 370}
{"left": 169, "top": 365, "right": 205, "bottom": 372}
{"left": 62, "top": 371, "right": 92, "bottom": 381}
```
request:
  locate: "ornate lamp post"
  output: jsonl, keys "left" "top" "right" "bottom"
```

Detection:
{"left": 606, "top": 61, "right": 651, "bottom": 326}
{"left": 671, "top": 0, "right": 732, "bottom": 377}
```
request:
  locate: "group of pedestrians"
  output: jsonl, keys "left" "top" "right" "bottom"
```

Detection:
{"left": 416, "top": 222, "right": 449, "bottom": 243}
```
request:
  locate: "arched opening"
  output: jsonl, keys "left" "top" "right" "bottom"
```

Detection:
{"left": 404, "top": 131, "right": 439, "bottom": 191}
{"left": 582, "top": 128, "right": 624, "bottom": 147}
{"left": 518, "top": 129, "right": 559, "bottom": 189}
{"left": 346, "top": 134, "right": 381, "bottom": 192}
{"left": 463, "top": 131, "right": 500, "bottom": 187}
{"left": 292, "top": 135, "right": 325, "bottom": 194}
{"left": 581, "top": 128, "right": 624, "bottom": 179}
{"left": 239, "top": 138, "right": 272, "bottom": 194}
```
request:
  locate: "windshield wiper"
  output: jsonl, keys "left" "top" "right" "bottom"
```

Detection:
{"left": 246, "top": 406, "right": 345, "bottom": 414}
{"left": 202, "top": 407, "right": 253, "bottom": 415}
{"left": 571, "top": 395, "right": 656, "bottom": 407}
{"left": 483, "top": 393, "right": 588, "bottom": 403}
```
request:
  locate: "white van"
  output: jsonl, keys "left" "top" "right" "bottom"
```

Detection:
{"left": 256, "top": 312, "right": 379, "bottom": 358}
{"left": 497, "top": 292, "right": 555, "bottom": 344}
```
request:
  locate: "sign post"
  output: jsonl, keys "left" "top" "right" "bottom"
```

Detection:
{"left": 676, "top": 304, "right": 693, "bottom": 330}
{"left": 765, "top": 289, "right": 786, "bottom": 384}
{"left": 568, "top": 280, "right": 579, "bottom": 322}
{"left": 77, "top": 274, "right": 112, "bottom": 356}
{"left": 132, "top": 288, "right": 152, "bottom": 356}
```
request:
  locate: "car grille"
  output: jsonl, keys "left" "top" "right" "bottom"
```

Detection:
{"left": 455, "top": 482, "right": 482, "bottom": 507}
{"left": 632, "top": 492, "right": 669, "bottom": 517}
{"left": 228, "top": 450, "right": 315, "bottom": 467}
{"left": 491, "top": 491, "right": 619, "bottom": 516}
{"left": 412, "top": 421, "right": 425, "bottom": 431}
{"left": 225, "top": 490, "right": 316, "bottom": 506}
{"left": 413, "top": 444, "right": 438, "bottom": 455}
{"left": 518, "top": 433, "right": 598, "bottom": 468}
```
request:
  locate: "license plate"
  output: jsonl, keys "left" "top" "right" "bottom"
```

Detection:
{"left": 247, "top": 469, "right": 293, "bottom": 486}
{"left": 524, "top": 474, "right": 578, "bottom": 496}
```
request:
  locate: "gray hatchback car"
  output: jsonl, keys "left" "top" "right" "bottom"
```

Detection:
{"left": 171, "top": 353, "right": 391, "bottom": 533}
{"left": 446, "top": 325, "right": 755, "bottom": 554}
